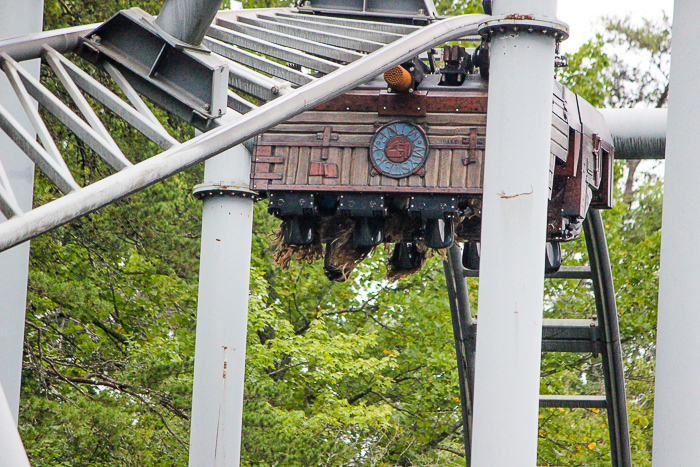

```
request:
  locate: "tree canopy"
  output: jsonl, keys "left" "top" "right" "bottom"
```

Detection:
{"left": 16, "top": 1, "right": 666, "bottom": 466}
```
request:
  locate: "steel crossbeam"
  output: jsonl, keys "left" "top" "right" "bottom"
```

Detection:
{"left": 275, "top": 11, "right": 421, "bottom": 34}
{"left": 256, "top": 13, "right": 403, "bottom": 43}
{"left": 215, "top": 17, "right": 365, "bottom": 63}
{"left": 206, "top": 24, "right": 341, "bottom": 74}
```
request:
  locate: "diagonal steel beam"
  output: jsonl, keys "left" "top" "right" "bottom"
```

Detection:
{"left": 43, "top": 46, "right": 122, "bottom": 155}
{"left": 0, "top": 100, "right": 80, "bottom": 194}
{"left": 1, "top": 54, "right": 73, "bottom": 177}
{"left": 102, "top": 61, "right": 168, "bottom": 130}
{"left": 0, "top": 158, "right": 22, "bottom": 218}
{"left": 55, "top": 54, "right": 180, "bottom": 150}
{"left": 2, "top": 53, "right": 133, "bottom": 171}
{"left": 0, "top": 13, "right": 488, "bottom": 250}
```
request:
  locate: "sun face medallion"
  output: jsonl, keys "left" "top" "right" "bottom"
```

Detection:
{"left": 370, "top": 121, "right": 429, "bottom": 178}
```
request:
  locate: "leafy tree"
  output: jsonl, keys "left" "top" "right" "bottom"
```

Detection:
{"left": 21, "top": 1, "right": 480, "bottom": 465}
{"left": 18, "top": 1, "right": 666, "bottom": 466}
{"left": 603, "top": 15, "right": 671, "bottom": 110}
{"left": 536, "top": 15, "right": 668, "bottom": 467}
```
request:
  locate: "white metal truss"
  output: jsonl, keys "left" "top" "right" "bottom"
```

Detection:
{"left": 0, "top": 5, "right": 642, "bottom": 465}
{"left": 0, "top": 9, "right": 486, "bottom": 251}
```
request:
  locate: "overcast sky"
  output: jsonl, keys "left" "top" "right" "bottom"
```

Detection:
{"left": 558, "top": 0, "right": 674, "bottom": 52}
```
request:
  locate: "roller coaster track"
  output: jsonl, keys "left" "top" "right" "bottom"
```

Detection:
{"left": 0, "top": 8, "right": 485, "bottom": 251}
{"left": 0, "top": 5, "right": 631, "bottom": 464}
{"left": 444, "top": 209, "right": 632, "bottom": 466}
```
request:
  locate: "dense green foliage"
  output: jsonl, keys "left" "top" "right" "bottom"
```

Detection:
{"left": 537, "top": 17, "right": 668, "bottom": 465}
{"left": 17, "top": 1, "right": 664, "bottom": 466}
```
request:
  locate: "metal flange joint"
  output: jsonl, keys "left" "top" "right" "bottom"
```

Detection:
{"left": 193, "top": 182, "right": 260, "bottom": 201}
{"left": 477, "top": 14, "right": 569, "bottom": 42}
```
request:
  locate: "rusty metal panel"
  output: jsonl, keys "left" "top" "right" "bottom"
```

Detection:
{"left": 250, "top": 82, "right": 614, "bottom": 226}
{"left": 252, "top": 87, "right": 490, "bottom": 194}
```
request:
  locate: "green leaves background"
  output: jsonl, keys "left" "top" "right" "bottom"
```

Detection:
{"left": 18, "top": 1, "right": 666, "bottom": 465}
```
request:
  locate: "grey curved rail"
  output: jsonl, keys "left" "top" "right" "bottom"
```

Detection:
{"left": 443, "top": 209, "right": 631, "bottom": 466}
{"left": 584, "top": 209, "right": 632, "bottom": 467}
{"left": 443, "top": 244, "right": 476, "bottom": 461}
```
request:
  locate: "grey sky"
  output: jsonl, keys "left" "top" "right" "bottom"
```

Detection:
{"left": 558, "top": 0, "right": 674, "bottom": 52}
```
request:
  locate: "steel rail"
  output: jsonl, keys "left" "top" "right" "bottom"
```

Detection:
{"left": 0, "top": 14, "right": 488, "bottom": 251}
{"left": 443, "top": 244, "right": 475, "bottom": 465}
{"left": 256, "top": 13, "right": 403, "bottom": 44}
{"left": 275, "top": 11, "right": 421, "bottom": 34}
{"left": 0, "top": 23, "right": 96, "bottom": 62}
{"left": 464, "top": 265, "right": 593, "bottom": 279}
{"left": 445, "top": 211, "right": 631, "bottom": 466}
{"left": 583, "top": 209, "right": 632, "bottom": 467}
{"left": 206, "top": 23, "right": 340, "bottom": 74}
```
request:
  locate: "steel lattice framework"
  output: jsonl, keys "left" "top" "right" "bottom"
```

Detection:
{"left": 0, "top": 9, "right": 487, "bottom": 251}
{"left": 0, "top": 1, "right": 649, "bottom": 465}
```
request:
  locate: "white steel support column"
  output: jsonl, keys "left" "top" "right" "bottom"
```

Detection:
{"left": 470, "top": 1, "right": 558, "bottom": 465}
{"left": 652, "top": 2, "right": 700, "bottom": 465}
{"left": 0, "top": 382, "right": 31, "bottom": 466}
{"left": 188, "top": 112, "right": 254, "bottom": 465}
{"left": 0, "top": 0, "right": 43, "bottom": 423}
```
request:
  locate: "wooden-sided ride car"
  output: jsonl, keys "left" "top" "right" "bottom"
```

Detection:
{"left": 250, "top": 51, "right": 614, "bottom": 281}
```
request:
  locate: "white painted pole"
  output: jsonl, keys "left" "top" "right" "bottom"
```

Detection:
{"left": 652, "top": 2, "right": 700, "bottom": 465}
{"left": 0, "top": 382, "right": 31, "bottom": 466}
{"left": 0, "top": 0, "right": 44, "bottom": 423}
{"left": 470, "top": 1, "right": 558, "bottom": 466}
{"left": 188, "top": 112, "right": 254, "bottom": 466}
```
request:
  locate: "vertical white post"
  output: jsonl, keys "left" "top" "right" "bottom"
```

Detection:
{"left": 470, "top": 1, "right": 558, "bottom": 466}
{"left": 0, "top": 382, "right": 31, "bottom": 466}
{"left": 652, "top": 2, "right": 700, "bottom": 465}
{"left": 188, "top": 111, "right": 254, "bottom": 464}
{"left": 0, "top": 0, "right": 43, "bottom": 423}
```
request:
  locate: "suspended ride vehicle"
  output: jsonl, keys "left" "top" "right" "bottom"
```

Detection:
{"left": 253, "top": 41, "right": 614, "bottom": 280}
{"left": 0, "top": 0, "right": 629, "bottom": 464}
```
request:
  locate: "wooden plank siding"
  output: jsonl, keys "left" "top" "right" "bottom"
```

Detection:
{"left": 252, "top": 88, "right": 567, "bottom": 195}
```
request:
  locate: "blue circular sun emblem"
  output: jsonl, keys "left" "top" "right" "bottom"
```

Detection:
{"left": 370, "top": 121, "right": 429, "bottom": 178}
